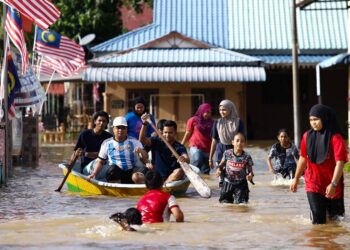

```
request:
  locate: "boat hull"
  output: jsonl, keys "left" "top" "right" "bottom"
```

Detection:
{"left": 59, "top": 164, "right": 191, "bottom": 197}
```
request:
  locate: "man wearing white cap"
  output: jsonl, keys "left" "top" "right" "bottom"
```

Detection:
{"left": 87, "top": 116, "right": 149, "bottom": 184}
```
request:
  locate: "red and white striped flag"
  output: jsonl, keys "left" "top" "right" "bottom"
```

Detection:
{"left": 39, "top": 56, "right": 78, "bottom": 77}
{"left": 1, "top": 0, "right": 60, "bottom": 29}
{"left": 34, "top": 27, "right": 85, "bottom": 65}
{"left": 5, "top": 7, "right": 29, "bottom": 75}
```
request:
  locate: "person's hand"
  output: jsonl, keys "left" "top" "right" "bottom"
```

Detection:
{"left": 216, "top": 168, "right": 221, "bottom": 177}
{"left": 246, "top": 173, "right": 253, "bottom": 182}
{"left": 177, "top": 155, "right": 187, "bottom": 163}
{"left": 141, "top": 113, "right": 149, "bottom": 123}
{"left": 87, "top": 173, "right": 96, "bottom": 181}
{"left": 268, "top": 168, "right": 275, "bottom": 175}
{"left": 76, "top": 148, "right": 83, "bottom": 157}
{"left": 134, "top": 147, "right": 143, "bottom": 154}
{"left": 290, "top": 178, "right": 299, "bottom": 192}
{"left": 325, "top": 183, "right": 336, "bottom": 198}
{"left": 209, "top": 160, "right": 214, "bottom": 169}
{"left": 145, "top": 162, "right": 154, "bottom": 170}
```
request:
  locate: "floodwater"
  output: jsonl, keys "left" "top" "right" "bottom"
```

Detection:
{"left": 0, "top": 142, "right": 350, "bottom": 249}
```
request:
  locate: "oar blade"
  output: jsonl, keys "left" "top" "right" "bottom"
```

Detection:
{"left": 180, "top": 162, "right": 211, "bottom": 198}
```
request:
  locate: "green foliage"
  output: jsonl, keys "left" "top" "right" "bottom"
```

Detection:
{"left": 345, "top": 161, "right": 350, "bottom": 172}
{"left": 52, "top": 0, "right": 123, "bottom": 44}
{"left": 125, "top": 0, "right": 153, "bottom": 14}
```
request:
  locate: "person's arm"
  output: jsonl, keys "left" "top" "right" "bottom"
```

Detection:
{"left": 87, "top": 158, "right": 105, "bottom": 180}
{"left": 135, "top": 147, "right": 148, "bottom": 162}
{"left": 209, "top": 138, "right": 217, "bottom": 168}
{"left": 181, "top": 131, "right": 192, "bottom": 146}
{"left": 139, "top": 114, "right": 152, "bottom": 146}
{"left": 325, "top": 160, "right": 344, "bottom": 198}
{"left": 266, "top": 157, "right": 275, "bottom": 175}
{"left": 215, "top": 158, "right": 225, "bottom": 177}
{"left": 170, "top": 206, "right": 184, "bottom": 222}
{"left": 178, "top": 153, "right": 190, "bottom": 164}
{"left": 290, "top": 156, "right": 307, "bottom": 192}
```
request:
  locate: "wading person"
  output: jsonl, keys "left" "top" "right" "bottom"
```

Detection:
{"left": 290, "top": 104, "right": 347, "bottom": 224}
{"left": 181, "top": 103, "right": 214, "bottom": 174}
{"left": 216, "top": 133, "right": 254, "bottom": 204}
{"left": 137, "top": 171, "right": 184, "bottom": 223}
{"left": 267, "top": 128, "right": 299, "bottom": 179}
{"left": 87, "top": 116, "right": 150, "bottom": 184}
{"left": 72, "top": 111, "right": 112, "bottom": 173}
{"left": 209, "top": 100, "right": 245, "bottom": 187}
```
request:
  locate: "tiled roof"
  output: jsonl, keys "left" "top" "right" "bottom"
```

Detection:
{"left": 92, "top": 0, "right": 347, "bottom": 53}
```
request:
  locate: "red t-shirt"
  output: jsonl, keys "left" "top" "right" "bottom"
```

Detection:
{"left": 137, "top": 189, "right": 178, "bottom": 223}
{"left": 300, "top": 132, "right": 348, "bottom": 199}
{"left": 186, "top": 117, "right": 212, "bottom": 153}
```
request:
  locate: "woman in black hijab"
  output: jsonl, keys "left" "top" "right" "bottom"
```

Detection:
{"left": 290, "top": 104, "right": 347, "bottom": 224}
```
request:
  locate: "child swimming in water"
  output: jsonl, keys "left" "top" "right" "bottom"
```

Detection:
{"left": 216, "top": 133, "right": 254, "bottom": 204}
{"left": 267, "top": 129, "right": 299, "bottom": 179}
{"left": 109, "top": 207, "right": 142, "bottom": 231}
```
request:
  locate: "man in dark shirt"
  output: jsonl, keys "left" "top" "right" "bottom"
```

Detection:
{"left": 139, "top": 116, "right": 189, "bottom": 183}
{"left": 72, "top": 111, "right": 112, "bottom": 173}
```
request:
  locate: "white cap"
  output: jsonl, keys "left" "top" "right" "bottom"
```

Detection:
{"left": 113, "top": 116, "right": 128, "bottom": 127}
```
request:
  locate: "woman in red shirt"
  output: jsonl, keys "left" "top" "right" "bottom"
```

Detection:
{"left": 290, "top": 104, "right": 347, "bottom": 224}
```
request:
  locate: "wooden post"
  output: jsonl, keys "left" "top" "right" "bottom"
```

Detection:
{"left": 292, "top": 0, "right": 301, "bottom": 147}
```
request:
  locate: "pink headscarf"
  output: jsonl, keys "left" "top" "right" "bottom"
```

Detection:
{"left": 193, "top": 103, "right": 214, "bottom": 135}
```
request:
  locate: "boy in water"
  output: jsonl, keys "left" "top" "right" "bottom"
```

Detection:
{"left": 216, "top": 133, "right": 254, "bottom": 204}
{"left": 137, "top": 171, "right": 184, "bottom": 223}
{"left": 110, "top": 208, "right": 142, "bottom": 231}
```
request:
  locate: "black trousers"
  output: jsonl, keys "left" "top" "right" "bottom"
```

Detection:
{"left": 306, "top": 191, "right": 345, "bottom": 224}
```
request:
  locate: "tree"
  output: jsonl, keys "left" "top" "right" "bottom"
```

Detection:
{"left": 52, "top": 0, "right": 123, "bottom": 45}
{"left": 125, "top": 0, "right": 153, "bottom": 14}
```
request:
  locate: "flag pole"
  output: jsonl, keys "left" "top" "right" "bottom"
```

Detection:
{"left": 1, "top": 4, "right": 9, "bottom": 185}
{"left": 38, "top": 69, "right": 55, "bottom": 115}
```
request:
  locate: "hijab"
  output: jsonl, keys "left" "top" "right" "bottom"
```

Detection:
{"left": 133, "top": 97, "right": 147, "bottom": 116}
{"left": 217, "top": 100, "right": 240, "bottom": 145}
{"left": 306, "top": 104, "right": 343, "bottom": 164}
{"left": 193, "top": 103, "right": 214, "bottom": 135}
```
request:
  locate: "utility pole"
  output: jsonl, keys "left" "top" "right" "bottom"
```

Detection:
{"left": 292, "top": 0, "right": 301, "bottom": 147}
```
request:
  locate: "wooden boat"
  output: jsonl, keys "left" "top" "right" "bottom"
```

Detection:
{"left": 58, "top": 163, "right": 192, "bottom": 197}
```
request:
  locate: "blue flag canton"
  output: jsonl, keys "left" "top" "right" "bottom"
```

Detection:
{"left": 8, "top": 7, "right": 22, "bottom": 29}
{"left": 7, "top": 56, "right": 21, "bottom": 107}
{"left": 36, "top": 28, "right": 61, "bottom": 47}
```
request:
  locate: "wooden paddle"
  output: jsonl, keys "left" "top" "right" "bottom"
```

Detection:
{"left": 147, "top": 118, "right": 212, "bottom": 198}
{"left": 55, "top": 151, "right": 80, "bottom": 192}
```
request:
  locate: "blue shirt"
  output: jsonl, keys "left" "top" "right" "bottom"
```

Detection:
{"left": 125, "top": 112, "right": 156, "bottom": 139}
{"left": 150, "top": 137, "right": 187, "bottom": 178}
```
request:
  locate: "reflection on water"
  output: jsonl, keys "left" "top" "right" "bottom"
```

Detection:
{"left": 0, "top": 144, "right": 349, "bottom": 249}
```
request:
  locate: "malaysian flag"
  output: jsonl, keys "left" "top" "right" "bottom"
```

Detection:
{"left": 6, "top": 54, "right": 21, "bottom": 119}
{"left": 5, "top": 7, "right": 29, "bottom": 75}
{"left": 39, "top": 57, "right": 78, "bottom": 77}
{"left": 34, "top": 27, "right": 85, "bottom": 66}
{"left": 1, "top": 0, "right": 60, "bottom": 30}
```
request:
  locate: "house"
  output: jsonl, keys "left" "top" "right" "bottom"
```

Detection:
{"left": 83, "top": 0, "right": 348, "bottom": 139}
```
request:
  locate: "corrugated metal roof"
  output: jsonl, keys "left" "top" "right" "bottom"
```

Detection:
{"left": 318, "top": 53, "right": 350, "bottom": 68}
{"left": 257, "top": 54, "right": 333, "bottom": 65}
{"left": 82, "top": 66, "right": 266, "bottom": 82}
{"left": 91, "top": 48, "right": 263, "bottom": 66}
{"left": 92, "top": 0, "right": 347, "bottom": 53}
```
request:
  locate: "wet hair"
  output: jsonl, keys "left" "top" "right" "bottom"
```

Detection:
{"left": 157, "top": 119, "right": 167, "bottom": 131}
{"left": 233, "top": 132, "right": 246, "bottom": 141}
{"left": 109, "top": 208, "right": 142, "bottom": 226}
{"left": 163, "top": 120, "right": 177, "bottom": 131}
{"left": 124, "top": 208, "right": 142, "bottom": 225}
{"left": 92, "top": 111, "right": 109, "bottom": 127}
{"left": 145, "top": 171, "right": 163, "bottom": 189}
{"left": 277, "top": 128, "right": 289, "bottom": 137}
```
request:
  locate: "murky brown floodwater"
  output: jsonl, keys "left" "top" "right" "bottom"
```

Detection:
{"left": 0, "top": 142, "right": 349, "bottom": 249}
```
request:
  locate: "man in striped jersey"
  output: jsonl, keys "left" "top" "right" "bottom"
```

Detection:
{"left": 87, "top": 116, "right": 149, "bottom": 184}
